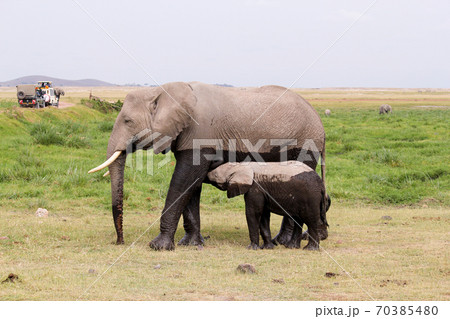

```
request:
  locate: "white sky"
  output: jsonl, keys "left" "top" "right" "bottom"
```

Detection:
{"left": 1, "top": 0, "right": 449, "bottom": 87}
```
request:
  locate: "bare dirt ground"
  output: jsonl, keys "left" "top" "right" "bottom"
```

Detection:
{"left": 57, "top": 101, "right": 75, "bottom": 109}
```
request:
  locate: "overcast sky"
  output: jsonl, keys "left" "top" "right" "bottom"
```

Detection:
{"left": 2, "top": 0, "right": 449, "bottom": 87}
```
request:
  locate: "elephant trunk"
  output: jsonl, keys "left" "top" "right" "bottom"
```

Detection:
{"left": 109, "top": 151, "right": 126, "bottom": 244}
{"left": 106, "top": 129, "right": 129, "bottom": 244}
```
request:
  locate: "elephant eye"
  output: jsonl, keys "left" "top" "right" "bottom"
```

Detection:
{"left": 124, "top": 118, "right": 132, "bottom": 124}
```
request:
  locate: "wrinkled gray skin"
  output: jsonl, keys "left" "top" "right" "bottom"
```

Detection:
{"left": 207, "top": 161, "right": 330, "bottom": 250}
{"left": 379, "top": 104, "right": 392, "bottom": 114}
{"left": 103, "top": 82, "right": 326, "bottom": 250}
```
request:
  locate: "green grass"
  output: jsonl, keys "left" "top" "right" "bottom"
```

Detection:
{"left": 0, "top": 92, "right": 449, "bottom": 300}
{"left": 317, "top": 107, "right": 450, "bottom": 205}
{"left": 0, "top": 99, "right": 16, "bottom": 108}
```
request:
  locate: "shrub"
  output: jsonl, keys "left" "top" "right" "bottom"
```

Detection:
{"left": 82, "top": 98, "right": 123, "bottom": 113}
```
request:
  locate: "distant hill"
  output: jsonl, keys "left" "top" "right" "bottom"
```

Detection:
{"left": 0, "top": 75, "right": 116, "bottom": 87}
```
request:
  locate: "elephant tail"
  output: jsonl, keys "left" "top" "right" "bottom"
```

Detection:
{"left": 320, "top": 188, "right": 330, "bottom": 228}
{"left": 320, "top": 137, "right": 327, "bottom": 198}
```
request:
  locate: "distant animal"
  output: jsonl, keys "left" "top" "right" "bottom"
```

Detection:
{"left": 379, "top": 104, "right": 392, "bottom": 114}
{"left": 89, "top": 91, "right": 101, "bottom": 101}
{"left": 207, "top": 161, "right": 330, "bottom": 250}
{"left": 54, "top": 88, "right": 65, "bottom": 99}
{"left": 325, "top": 109, "right": 331, "bottom": 116}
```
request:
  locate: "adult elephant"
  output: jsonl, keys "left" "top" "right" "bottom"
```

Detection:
{"left": 88, "top": 82, "right": 326, "bottom": 250}
{"left": 54, "top": 88, "right": 65, "bottom": 107}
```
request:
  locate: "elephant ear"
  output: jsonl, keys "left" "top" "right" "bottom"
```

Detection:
{"left": 226, "top": 166, "right": 254, "bottom": 198}
{"left": 151, "top": 82, "right": 197, "bottom": 154}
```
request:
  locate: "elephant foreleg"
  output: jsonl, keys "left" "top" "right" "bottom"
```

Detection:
{"left": 244, "top": 191, "right": 265, "bottom": 250}
{"left": 149, "top": 150, "right": 210, "bottom": 251}
{"left": 178, "top": 186, "right": 205, "bottom": 246}
{"left": 259, "top": 208, "right": 274, "bottom": 249}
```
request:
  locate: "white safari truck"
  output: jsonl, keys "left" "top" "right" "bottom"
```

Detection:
{"left": 16, "top": 81, "right": 63, "bottom": 108}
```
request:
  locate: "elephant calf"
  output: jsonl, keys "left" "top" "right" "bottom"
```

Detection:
{"left": 207, "top": 161, "right": 330, "bottom": 250}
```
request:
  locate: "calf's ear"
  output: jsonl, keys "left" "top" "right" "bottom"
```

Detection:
{"left": 227, "top": 167, "right": 254, "bottom": 198}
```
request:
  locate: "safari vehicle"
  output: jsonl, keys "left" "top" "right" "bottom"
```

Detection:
{"left": 16, "top": 84, "right": 45, "bottom": 108}
{"left": 16, "top": 81, "right": 60, "bottom": 108}
{"left": 36, "top": 81, "right": 59, "bottom": 107}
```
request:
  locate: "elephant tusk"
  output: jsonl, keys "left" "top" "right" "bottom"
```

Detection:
{"left": 103, "top": 171, "right": 110, "bottom": 177}
{"left": 88, "top": 151, "right": 122, "bottom": 174}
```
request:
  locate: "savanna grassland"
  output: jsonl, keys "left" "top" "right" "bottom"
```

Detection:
{"left": 0, "top": 87, "right": 448, "bottom": 300}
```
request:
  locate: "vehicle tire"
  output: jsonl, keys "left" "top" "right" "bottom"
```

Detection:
{"left": 17, "top": 91, "right": 25, "bottom": 99}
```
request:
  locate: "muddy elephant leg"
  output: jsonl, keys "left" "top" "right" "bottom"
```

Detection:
{"left": 178, "top": 186, "right": 205, "bottom": 246}
{"left": 149, "top": 150, "right": 210, "bottom": 251}
{"left": 259, "top": 208, "right": 274, "bottom": 249}
{"left": 303, "top": 224, "right": 320, "bottom": 251}
{"left": 285, "top": 218, "right": 303, "bottom": 249}
{"left": 272, "top": 216, "right": 294, "bottom": 246}
{"left": 244, "top": 192, "right": 265, "bottom": 250}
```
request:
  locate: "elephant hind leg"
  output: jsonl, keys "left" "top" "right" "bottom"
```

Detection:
{"left": 178, "top": 186, "right": 205, "bottom": 246}
{"left": 303, "top": 224, "right": 320, "bottom": 251}
{"left": 272, "top": 216, "right": 294, "bottom": 246}
{"left": 285, "top": 218, "right": 303, "bottom": 249}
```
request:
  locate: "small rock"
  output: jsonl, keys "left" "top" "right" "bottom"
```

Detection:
{"left": 154, "top": 264, "right": 161, "bottom": 269}
{"left": 88, "top": 269, "right": 97, "bottom": 274}
{"left": 325, "top": 272, "right": 338, "bottom": 278}
{"left": 334, "top": 282, "right": 339, "bottom": 286}
{"left": 272, "top": 278, "right": 285, "bottom": 284}
{"left": 2, "top": 273, "right": 19, "bottom": 284}
{"left": 381, "top": 215, "right": 392, "bottom": 220}
{"left": 35, "top": 208, "right": 49, "bottom": 218}
{"left": 0, "top": 236, "right": 9, "bottom": 240}
{"left": 237, "top": 263, "right": 256, "bottom": 274}
{"left": 204, "top": 235, "right": 211, "bottom": 240}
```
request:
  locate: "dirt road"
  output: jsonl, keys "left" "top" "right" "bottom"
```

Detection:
{"left": 57, "top": 102, "right": 75, "bottom": 109}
